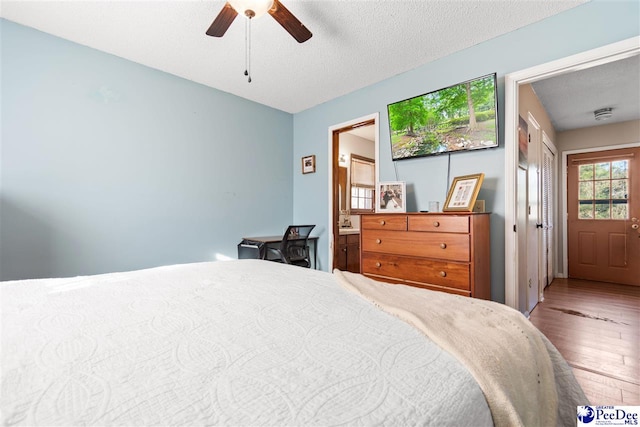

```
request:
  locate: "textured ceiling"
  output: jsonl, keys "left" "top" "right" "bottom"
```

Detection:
{"left": 1, "top": 0, "right": 587, "bottom": 113}
{"left": 531, "top": 54, "right": 640, "bottom": 131}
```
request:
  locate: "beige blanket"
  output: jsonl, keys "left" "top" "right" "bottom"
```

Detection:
{"left": 334, "top": 270, "right": 588, "bottom": 427}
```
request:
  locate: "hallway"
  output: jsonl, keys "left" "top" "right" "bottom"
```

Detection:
{"left": 530, "top": 278, "right": 639, "bottom": 405}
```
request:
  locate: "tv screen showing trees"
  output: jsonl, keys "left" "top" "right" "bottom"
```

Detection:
{"left": 387, "top": 74, "right": 498, "bottom": 160}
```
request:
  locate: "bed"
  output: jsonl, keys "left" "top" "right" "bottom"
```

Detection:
{"left": 1, "top": 260, "right": 586, "bottom": 426}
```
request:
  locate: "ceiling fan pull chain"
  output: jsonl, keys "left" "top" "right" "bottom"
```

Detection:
{"left": 244, "top": 17, "right": 248, "bottom": 79}
{"left": 244, "top": 14, "right": 252, "bottom": 83}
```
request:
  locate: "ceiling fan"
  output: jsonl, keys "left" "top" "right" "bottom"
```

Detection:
{"left": 206, "top": 0, "right": 312, "bottom": 43}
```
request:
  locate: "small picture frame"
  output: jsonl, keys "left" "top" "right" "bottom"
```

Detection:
{"left": 376, "top": 181, "right": 406, "bottom": 213}
{"left": 443, "top": 173, "right": 485, "bottom": 212}
{"left": 302, "top": 155, "right": 316, "bottom": 174}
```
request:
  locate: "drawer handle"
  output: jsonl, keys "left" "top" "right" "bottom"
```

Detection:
{"left": 433, "top": 221, "right": 440, "bottom": 227}
{"left": 379, "top": 220, "right": 386, "bottom": 226}
{"left": 375, "top": 262, "right": 381, "bottom": 268}
{"left": 440, "top": 243, "right": 447, "bottom": 249}
{"left": 439, "top": 271, "right": 447, "bottom": 277}
{"left": 376, "top": 239, "right": 382, "bottom": 244}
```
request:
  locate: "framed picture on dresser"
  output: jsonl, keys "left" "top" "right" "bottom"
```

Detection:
{"left": 443, "top": 173, "right": 484, "bottom": 212}
{"left": 376, "top": 181, "right": 406, "bottom": 213}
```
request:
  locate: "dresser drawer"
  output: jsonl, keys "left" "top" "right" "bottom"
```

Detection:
{"left": 360, "top": 212, "right": 490, "bottom": 299}
{"left": 408, "top": 215, "right": 469, "bottom": 233}
{"left": 361, "top": 230, "right": 470, "bottom": 262}
{"left": 361, "top": 215, "right": 407, "bottom": 231}
{"left": 362, "top": 253, "right": 470, "bottom": 290}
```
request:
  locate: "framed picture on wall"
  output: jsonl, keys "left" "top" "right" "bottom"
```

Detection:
{"left": 376, "top": 181, "right": 406, "bottom": 212}
{"left": 443, "top": 173, "right": 484, "bottom": 212}
{"left": 302, "top": 155, "right": 316, "bottom": 174}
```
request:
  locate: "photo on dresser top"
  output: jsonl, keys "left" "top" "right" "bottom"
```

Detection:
{"left": 376, "top": 181, "right": 406, "bottom": 213}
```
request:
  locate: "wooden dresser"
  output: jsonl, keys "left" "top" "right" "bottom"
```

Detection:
{"left": 360, "top": 212, "right": 491, "bottom": 299}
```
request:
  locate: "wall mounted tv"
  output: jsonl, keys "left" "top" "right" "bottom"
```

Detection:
{"left": 387, "top": 73, "right": 498, "bottom": 161}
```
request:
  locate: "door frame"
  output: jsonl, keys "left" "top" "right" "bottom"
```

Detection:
{"left": 327, "top": 113, "right": 379, "bottom": 269}
{"left": 523, "top": 114, "right": 557, "bottom": 314}
{"left": 541, "top": 132, "right": 558, "bottom": 293}
{"left": 504, "top": 36, "right": 640, "bottom": 310}
{"left": 526, "top": 112, "right": 542, "bottom": 316}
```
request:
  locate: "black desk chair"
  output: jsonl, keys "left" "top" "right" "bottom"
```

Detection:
{"left": 267, "top": 225, "right": 315, "bottom": 268}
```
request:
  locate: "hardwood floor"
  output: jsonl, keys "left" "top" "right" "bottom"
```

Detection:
{"left": 529, "top": 278, "right": 639, "bottom": 405}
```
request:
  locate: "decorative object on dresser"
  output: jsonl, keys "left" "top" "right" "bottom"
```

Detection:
{"left": 443, "top": 173, "right": 484, "bottom": 212}
{"left": 376, "top": 181, "right": 406, "bottom": 212}
{"left": 360, "top": 212, "right": 490, "bottom": 298}
{"left": 473, "top": 199, "right": 486, "bottom": 213}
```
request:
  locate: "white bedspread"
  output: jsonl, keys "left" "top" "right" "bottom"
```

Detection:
{"left": 1, "top": 260, "right": 492, "bottom": 426}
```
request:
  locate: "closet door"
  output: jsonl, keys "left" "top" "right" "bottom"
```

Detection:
{"left": 541, "top": 142, "right": 555, "bottom": 288}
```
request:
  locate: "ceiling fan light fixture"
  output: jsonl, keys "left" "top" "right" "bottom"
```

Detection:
{"left": 229, "top": 0, "right": 274, "bottom": 18}
{"left": 594, "top": 107, "right": 613, "bottom": 121}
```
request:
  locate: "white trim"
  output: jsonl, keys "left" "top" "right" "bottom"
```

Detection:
{"left": 504, "top": 36, "right": 640, "bottom": 310}
{"left": 504, "top": 71, "right": 519, "bottom": 309}
{"left": 560, "top": 142, "right": 640, "bottom": 278}
{"left": 526, "top": 112, "right": 542, "bottom": 315}
{"left": 541, "top": 132, "right": 558, "bottom": 284}
{"left": 542, "top": 132, "right": 558, "bottom": 159}
{"left": 327, "top": 113, "right": 379, "bottom": 269}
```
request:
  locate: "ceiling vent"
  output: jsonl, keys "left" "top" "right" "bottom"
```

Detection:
{"left": 594, "top": 107, "right": 613, "bottom": 121}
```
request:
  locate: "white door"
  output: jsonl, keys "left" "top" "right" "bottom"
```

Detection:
{"left": 517, "top": 167, "right": 528, "bottom": 312}
{"left": 526, "top": 115, "right": 541, "bottom": 314}
{"left": 541, "top": 139, "right": 556, "bottom": 289}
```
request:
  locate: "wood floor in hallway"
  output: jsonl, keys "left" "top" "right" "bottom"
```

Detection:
{"left": 529, "top": 278, "right": 639, "bottom": 405}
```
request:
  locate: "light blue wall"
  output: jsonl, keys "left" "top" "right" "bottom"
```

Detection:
{"left": 1, "top": 19, "right": 293, "bottom": 280}
{"left": 3, "top": 1, "right": 639, "bottom": 289}
{"left": 292, "top": 0, "right": 640, "bottom": 302}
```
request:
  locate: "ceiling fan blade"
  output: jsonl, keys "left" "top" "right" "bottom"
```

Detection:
{"left": 206, "top": 2, "right": 238, "bottom": 37}
{"left": 268, "top": 0, "right": 312, "bottom": 43}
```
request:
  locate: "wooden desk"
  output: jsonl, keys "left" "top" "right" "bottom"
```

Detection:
{"left": 242, "top": 235, "right": 319, "bottom": 269}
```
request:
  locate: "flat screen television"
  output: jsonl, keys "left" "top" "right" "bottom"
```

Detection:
{"left": 387, "top": 73, "right": 498, "bottom": 161}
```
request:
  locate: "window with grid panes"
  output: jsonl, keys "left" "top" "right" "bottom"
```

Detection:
{"left": 350, "top": 155, "right": 375, "bottom": 213}
{"left": 578, "top": 159, "right": 629, "bottom": 219}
